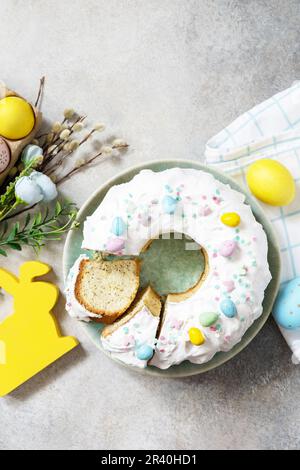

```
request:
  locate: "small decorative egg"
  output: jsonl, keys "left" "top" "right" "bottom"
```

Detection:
{"left": 0, "top": 96, "right": 35, "bottom": 140}
{"left": 162, "top": 195, "right": 178, "bottom": 214}
{"left": 135, "top": 344, "right": 154, "bottom": 361}
{"left": 188, "top": 327, "right": 205, "bottom": 345}
{"left": 111, "top": 216, "right": 126, "bottom": 236}
{"left": 273, "top": 277, "right": 300, "bottom": 330}
{"left": 246, "top": 159, "right": 295, "bottom": 206}
{"left": 220, "top": 298, "right": 237, "bottom": 318}
{"left": 21, "top": 144, "right": 43, "bottom": 165}
{"left": 0, "top": 137, "right": 11, "bottom": 174}
{"left": 199, "top": 312, "right": 219, "bottom": 327}
{"left": 219, "top": 240, "right": 237, "bottom": 257}
{"left": 106, "top": 237, "right": 125, "bottom": 253}
{"left": 221, "top": 212, "right": 240, "bottom": 227}
{"left": 223, "top": 280, "right": 235, "bottom": 292}
{"left": 199, "top": 205, "right": 212, "bottom": 216}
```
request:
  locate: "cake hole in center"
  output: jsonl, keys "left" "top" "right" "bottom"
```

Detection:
{"left": 139, "top": 233, "right": 206, "bottom": 297}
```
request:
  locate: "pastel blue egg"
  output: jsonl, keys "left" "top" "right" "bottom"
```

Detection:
{"left": 135, "top": 344, "right": 154, "bottom": 361}
{"left": 162, "top": 195, "right": 177, "bottom": 214}
{"left": 111, "top": 216, "right": 126, "bottom": 236}
{"left": 220, "top": 298, "right": 237, "bottom": 318}
{"left": 21, "top": 144, "right": 43, "bottom": 165}
{"left": 273, "top": 277, "right": 300, "bottom": 330}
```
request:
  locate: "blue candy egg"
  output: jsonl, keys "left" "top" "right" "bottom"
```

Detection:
{"left": 162, "top": 195, "right": 177, "bottom": 214}
{"left": 111, "top": 216, "right": 126, "bottom": 236}
{"left": 220, "top": 298, "right": 237, "bottom": 318}
{"left": 135, "top": 344, "right": 154, "bottom": 361}
{"left": 273, "top": 277, "right": 300, "bottom": 330}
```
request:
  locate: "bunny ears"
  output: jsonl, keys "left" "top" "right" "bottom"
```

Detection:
{"left": 0, "top": 261, "right": 51, "bottom": 295}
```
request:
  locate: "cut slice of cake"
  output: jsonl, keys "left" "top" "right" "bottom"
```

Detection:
{"left": 74, "top": 257, "right": 140, "bottom": 324}
{"left": 101, "top": 286, "right": 162, "bottom": 368}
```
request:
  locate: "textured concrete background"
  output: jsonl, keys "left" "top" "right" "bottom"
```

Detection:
{"left": 1, "top": 0, "right": 300, "bottom": 450}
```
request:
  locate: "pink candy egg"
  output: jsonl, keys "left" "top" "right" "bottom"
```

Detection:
{"left": 106, "top": 238, "right": 125, "bottom": 253}
{"left": 219, "top": 240, "right": 237, "bottom": 257}
{"left": 223, "top": 280, "right": 235, "bottom": 292}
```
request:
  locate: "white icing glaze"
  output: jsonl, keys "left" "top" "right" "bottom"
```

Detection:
{"left": 101, "top": 306, "right": 159, "bottom": 368}
{"left": 80, "top": 168, "right": 271, "bottom": 368}
{"left": 65, "top": 254, "right": 101, "bottom": 322}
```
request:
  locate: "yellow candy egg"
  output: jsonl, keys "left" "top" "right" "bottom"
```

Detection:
{"left": 246, "top": 159, "right": 295, "bottom": 206}
{"left": 0, "top": 96, "right": 35, "bottom": 140}
{"left": 188, "top": 327, "right": 205, "bottom": 346}
{"left": 221, "top": 212, "right": 240, "bottom": 227}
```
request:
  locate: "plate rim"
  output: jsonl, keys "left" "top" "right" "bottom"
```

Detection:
{"left": 63, "top": 158, "right": 281, "bottom": 378}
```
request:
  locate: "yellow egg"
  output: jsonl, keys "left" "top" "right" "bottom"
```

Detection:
{"left": 221, "top": 212, "right": 240, "bottom": 227}
{"left": 0, "top": 96, "right": 35, "bottom": 140}
{"left": 246, "top": 159, "right": 295, "bottom": 206}
{"left": 188, "top": 327, "right": 205, "bottom": 346}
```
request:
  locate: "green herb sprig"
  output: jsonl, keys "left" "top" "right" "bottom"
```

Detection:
{"left": 0, "top": 201, "right": 78, "bottom": 257}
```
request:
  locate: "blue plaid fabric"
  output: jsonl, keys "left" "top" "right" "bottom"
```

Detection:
{"left": 205, "top": 82, "right": 300, "bottom": 362}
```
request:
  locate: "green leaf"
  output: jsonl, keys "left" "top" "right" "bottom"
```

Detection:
{"left": 55, "top": 201, "right": 62, "bottom": 216}
{"left": 8, "top": 242, "right": 22, "bottom": 251}
{"left": 0, "top": 248, "right": 7, "bottom": 257}
{"left": 33, "top": 212, "right": 42, "bottom": 226}
{"left": 0, "top": 221, "right": 8, "bottom": 237}
{"left": 42, "top": 207, "right": 49, "bottom": 223}
{"left": 7, "top": 225, "right": 18, "bottom": 242}
{"left": 23, "top": 213, "right": 31, "bottom": 229}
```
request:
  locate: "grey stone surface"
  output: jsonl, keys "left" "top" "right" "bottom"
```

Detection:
{"left": 1, "top": 0, "right": 300, "bottom": 450}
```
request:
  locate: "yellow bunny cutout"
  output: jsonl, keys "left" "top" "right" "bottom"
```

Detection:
{"left": 0, "top": 261, "right": 78, "bottom": 396}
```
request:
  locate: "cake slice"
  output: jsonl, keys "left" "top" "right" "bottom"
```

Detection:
{"left": 101, "top": 286, "right": 162, "bottom": 368}
{"left": 74, "top": 257, "right": 140, "bottom": 324}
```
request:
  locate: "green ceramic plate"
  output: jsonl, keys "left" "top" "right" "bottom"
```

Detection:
{"left": 63, "top": 160, "right": 281, "bottom": 377}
